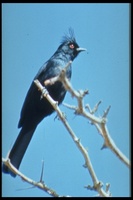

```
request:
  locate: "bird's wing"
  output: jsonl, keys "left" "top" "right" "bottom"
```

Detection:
{"left": 18, "top": 59, "right": 62, "bottom": 128}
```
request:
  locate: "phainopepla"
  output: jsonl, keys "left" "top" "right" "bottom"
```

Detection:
{"left": 3, "top": 28, "right": 86, "bottom": 176}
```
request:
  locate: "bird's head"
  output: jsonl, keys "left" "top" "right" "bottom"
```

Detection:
{"left": 57, "top": 28, "right": 87, "bottom": 61}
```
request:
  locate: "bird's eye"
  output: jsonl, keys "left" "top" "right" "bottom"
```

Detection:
{"left": 69, "top": 44, "right": 75, "bottom": 49}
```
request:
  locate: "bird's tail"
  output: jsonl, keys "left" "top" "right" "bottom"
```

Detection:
{"left": 2, "top": 126, "right": 37, "bottom": 177}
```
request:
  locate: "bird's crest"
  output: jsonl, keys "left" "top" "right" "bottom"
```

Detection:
{"left": 61, "top": 28, "right": 76, "bottom": 44}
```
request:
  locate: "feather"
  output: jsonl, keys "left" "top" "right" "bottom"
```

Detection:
{"left": 61, "top": 27, "right": 76, "bottom": 44}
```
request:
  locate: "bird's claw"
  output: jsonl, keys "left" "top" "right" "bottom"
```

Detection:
{"left": 40, "top": 87, "right": 49, "bottom": 99}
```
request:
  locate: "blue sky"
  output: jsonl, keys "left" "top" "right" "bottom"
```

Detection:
{"left": 2, "top": 3, "right": 130, "bottom": 197}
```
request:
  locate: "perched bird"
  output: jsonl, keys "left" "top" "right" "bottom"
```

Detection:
{"left": 3, "top": 28, "right": 86, "bottom": 176}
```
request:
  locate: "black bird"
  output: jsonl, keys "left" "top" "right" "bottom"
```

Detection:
{"left": 3, "top": 28, "right": 86, "bottom": 176}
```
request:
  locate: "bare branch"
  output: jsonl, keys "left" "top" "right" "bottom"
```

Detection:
{"left": 3, "top": 61, "right": 129, "bottom": 197}
{"left": 100, "top": 123, "right": 130, "bottom": 168}
{"left": 64, "top": 99, "right": 130, "bottom": 168}
{"left": 34, "top": 61, "right": 130, "bottom": 196}
{"left": 34, "top": 79, "right": 111, "bottom": 197}
{"left": 54, "top": 63, "right": 130, "bottom": 168}
{"left": 2, "top": 157, "right": 67, "bottom": 197}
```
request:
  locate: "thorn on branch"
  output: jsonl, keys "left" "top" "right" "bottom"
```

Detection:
{"left": 84, "top": 184, "right": 94, "bottom": 191}
{"left": 85, "top": 182, "right": 103, "bottom": 192}
{"left": 92, "top": 101, "right": 102, "bottom": 114}
{"left": 85, "top": 100, "right": 101, "bottom": 114}
{"left": 101, "top": 143, "right": 108, "bottom": 150}
{"left": 85, "top": 104, "right": 91, "bottom": 113}
{"left": 40, "top": 160, "right": 44, "bottom": 183}
{"left": 102, "top": 105, "right": 111, "bottom": 118}
{"left": 54, "top": 114, "right": 58, "bottom": 121}
{"left": 83, "top": 163, "right": 87, "bottom": 168}
{"left": 105, "top": 183, "right": 110, "bottom": 193}
{"left": 54, "top": 112, "right": 67, "bottom": 121}
{"left": 83, "top": 89, "right": 89, "bottom": 96}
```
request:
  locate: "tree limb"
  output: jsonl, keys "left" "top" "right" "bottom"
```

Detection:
{"left": 2, "top": 61, "right": 130, "bottom": 197}
{"left": 34, "top": 79, "right": 111, "bottom": 197}
{"left": 55, "top": 62, "right": 130, "bottom": 168}
{"left": 2, "top": 157, "right": 68, "bottom": 197}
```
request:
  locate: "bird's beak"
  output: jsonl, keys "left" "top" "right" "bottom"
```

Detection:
{"left": 76, "top": 47, "right": 87, "bottom": 52}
